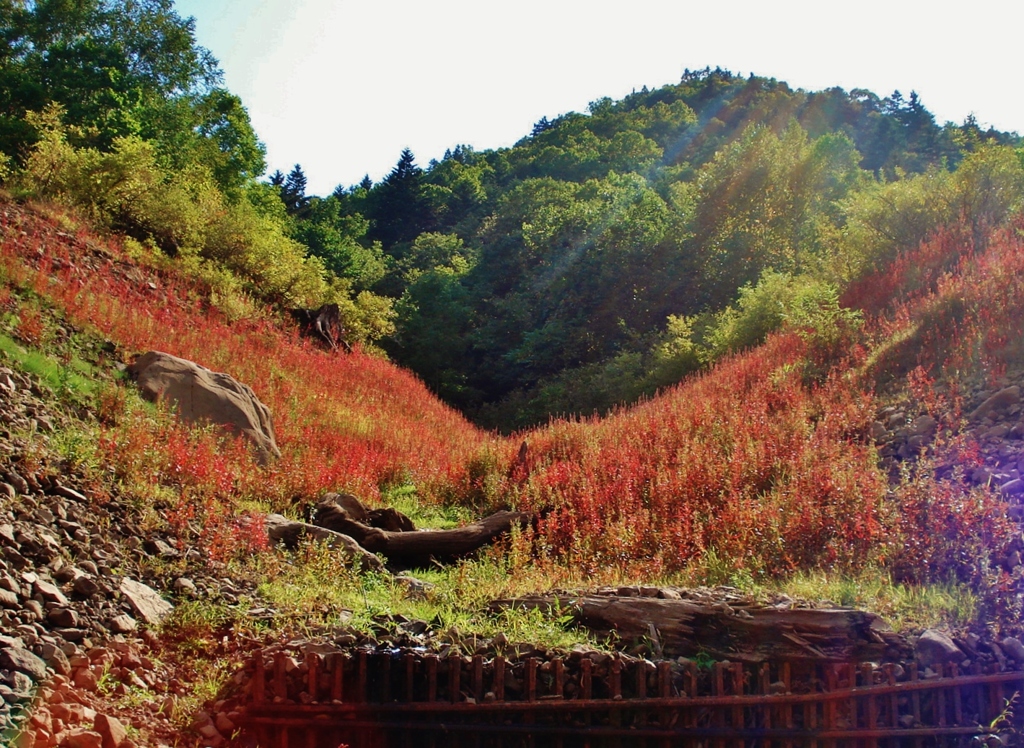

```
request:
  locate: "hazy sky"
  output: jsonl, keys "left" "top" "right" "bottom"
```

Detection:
{"left": 173, "top": 0, "right": 1024, "bottom": 196}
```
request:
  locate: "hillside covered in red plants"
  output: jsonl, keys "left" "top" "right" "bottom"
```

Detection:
{"left": 2, "top": 193, "right": 1021, "bottom": 606}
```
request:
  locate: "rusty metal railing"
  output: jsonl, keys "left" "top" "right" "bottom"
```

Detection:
{"left": 238, "top": 648, "right": 1023, "bottom": 747}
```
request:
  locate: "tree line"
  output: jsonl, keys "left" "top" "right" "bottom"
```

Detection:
{"left": 1, "top": 6, "right": 1020, "bottom": 430}
{"left": 291, "top": 69, "right": 1021, "bottom": 429}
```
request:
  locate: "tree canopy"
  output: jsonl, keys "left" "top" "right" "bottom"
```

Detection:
{"left": 2, "top": 17, "right": 1020, "bottom": 431}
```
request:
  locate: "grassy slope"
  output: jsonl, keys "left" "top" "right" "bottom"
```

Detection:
{"left": 0, "top": 199, "right": 489, "bottom": 509}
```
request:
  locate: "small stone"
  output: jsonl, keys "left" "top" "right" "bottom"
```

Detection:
{"left": 11, "top": 670, "right": 33, "bottom": 695}
{"left": 72, "top": 577, "right": 100, "bottom": 598}
{"left": 93, "top": 713, "right": 127, "bottom": 748}
{"left": 394, "top": 575, "right": 433, "bottom": 600}
{"left": 41, "top": 643, "right": 71, "bottom": 676}
{"left": 107, "top": 615, "right": 136, "bottom": 635}
{"left": 34, "top": 580, "right": 68, "bottom": 606}
{"left": 56, "top": 628, "right": 86, "bottom": 643}
{"left": 988, "top": 423, "right": 1012, "bottom": 440}
{"left": 916, "top": 629, "right": 964, "bottom": 666}
{"left": 71, "top": 668, "right": 98, "bottom": 691}
{"left": 999, "top": 479, "right": 1024, "bottom": 496}
{"left": 142, "top": 539, "right": 178, "bottom": 558}
{"left": 172, "top": 578, "right": 196, "bottom": 596}
{"left": 119, "top": 579, "right": 172, "bottom": 625}
{"left": 52, "top": 485, "right": 88, "bottom": 503}
{"left": 1000, "top": 637, "right": 1024, "bottom": 663}
{"left": 78, "top": 561, "right": 98, "bottom": 576}
{"left": 0, "top": 587, "right": 18, "bottom": 608}
{"left": 910, "top": 415, "right": 937, "bottom": 435}
{"left": 197, "top": 723, "right": 222, "bottom": 741}
{"left": 214, "top": 712, "right": 235, "bottom": 733}
{"left": 61, "top": 730, "right": 103, "bottom": 748}
{"left": 159, "top": 696, "right": 177, "bottom": 718}
{"left": 48, "top": 608, "right": 80, "bottom": 628}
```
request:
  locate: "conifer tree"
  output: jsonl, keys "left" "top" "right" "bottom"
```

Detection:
{"left": 281, "top": 163, "right": 310, "bottom": 216}
{"left": 367, "top": 148, "right": 434, "bottom": 250}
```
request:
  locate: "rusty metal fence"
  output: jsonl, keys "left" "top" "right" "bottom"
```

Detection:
{"left": 238, "top": 649, "right": 1023, "bottom": 747}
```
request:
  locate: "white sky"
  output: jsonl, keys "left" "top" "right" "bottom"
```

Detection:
{"left": 174, "top": 0, "right": 1024, "bottom": 197}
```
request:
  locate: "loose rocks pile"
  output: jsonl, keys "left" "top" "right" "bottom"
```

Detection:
{"left": 0, "top": 360, "right": 208, "bottom": 745}
{"left": 12, "top": 638, "right": 167, "bottom": 748}
{"left": 870, "top": 377, "right": 1024, "bottom": 576}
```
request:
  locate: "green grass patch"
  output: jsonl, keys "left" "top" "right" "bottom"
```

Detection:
{"left": 0, "top": 331, "right": 100, "bottom": 403}
{"left": 255, "top": 541, "right": 595, "bottom": 650}
{"left": 775, "top": 571, "right": 978, "bottom": 632}
{"left": 381, "top": 484, "right": 475, "bottom": 529}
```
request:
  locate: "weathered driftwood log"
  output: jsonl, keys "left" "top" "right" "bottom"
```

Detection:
{"left": 313, "top": 493, "right": 527, "bottom": 565}
{"left": 312, "top": 493, "right": 414, "bottom": 548}
{"left": 491, "top": 594, "right": 897, "bottom": 663}
{"left": 264, "top": 513, "right": 384, "bottom": 573}
{"left": 313, "top": 497, "right": 530, "bottom": 565}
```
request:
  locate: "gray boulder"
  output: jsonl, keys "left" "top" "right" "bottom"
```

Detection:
{"left": 0, "top": 645, "right": 47, "bottom": 680}
{"left": 915, "top": 629, "right": 964, "bottom": 666}
{"left": 129, "top": 351, "right": 280, "bottom": 462}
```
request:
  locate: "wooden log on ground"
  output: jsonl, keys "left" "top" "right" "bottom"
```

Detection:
{"left": 491, "top": 594, "right": 897, "bottom": 663}
{"left": 264, "top": 513, "right": 385, "bottom": 573}
{"left": 314, "top": 503, "right": 531, "bottom": 566}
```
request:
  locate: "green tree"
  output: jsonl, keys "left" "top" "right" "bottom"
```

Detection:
{"left": 281, "top": 163, "right": 310, "bottom": 216}
{"left": 291, "top": 196, "right": 386, "bottom": 290}
{"left": 0, "top": 0, "right": 220, "bottom": 156}
{"left": 367, "top": 148, "right": 435, "bottom": 250}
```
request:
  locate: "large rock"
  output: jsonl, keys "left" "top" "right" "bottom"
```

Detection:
{"left": 971, "top": 386, "right": 1021, "bottom": 421}
{"left": 119, "top": 578, "right": 173, "bottom": 626}
{"left": 0, "top": 645, "right": 47, "bottom": 680}
{"left": 128, "top": 351, "right": 280, "bottom": 462}
{"left": 62, "top": 731, "right": 103, "bottom": 748}
{"left": 915, "top": 629, "right": 964, "bottom": 666}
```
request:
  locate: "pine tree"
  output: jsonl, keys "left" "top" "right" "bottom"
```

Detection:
{"left": 367, "top": 149, "right": 434, "bottom": 250}
{"left": 531, "top": 116, "right": 554, "bottom": 136}
{"left": 281, "top": 163, "right": 310, "bottom": 216}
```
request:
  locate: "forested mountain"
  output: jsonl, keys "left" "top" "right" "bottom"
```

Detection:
{"left": 302, "top": 69, "right": 1021, "bottom": 429}
{"left": 1, "top": 3, "right": 1021, "bottom": 431}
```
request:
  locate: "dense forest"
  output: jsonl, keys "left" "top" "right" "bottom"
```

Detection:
{"left": 313, "top": 70, "right": 1021, "bottom": 429}
{"left": 2, "top": 0, "right": 1022, "bottom": 431}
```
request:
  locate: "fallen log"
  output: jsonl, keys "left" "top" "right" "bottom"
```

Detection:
{"left": 264, "top": 513, "right": 385, "bottom": 573}
{"left": 312, "top": 494, "right": 413, "bottom": 547}
{"left": 313, "top": 499, "right": 530, "bottom": 565}
{"left": 491, "top": 594, "right": 899, "bottom": 663}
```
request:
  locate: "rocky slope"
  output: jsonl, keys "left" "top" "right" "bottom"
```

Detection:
{"left": 0, "top": 353, "right": 263, "bottom": 746}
